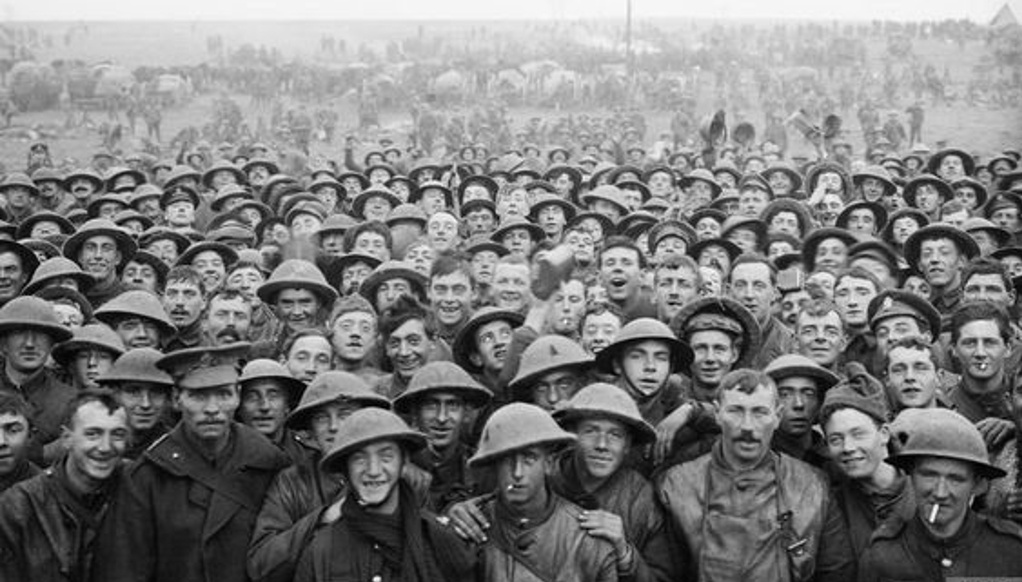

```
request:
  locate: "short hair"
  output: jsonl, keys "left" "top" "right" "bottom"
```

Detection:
{"left": 582, "top": 300, "right": 624, "bottom": 325}
{"left": 61, "top": 389, "right": 124, "bottom": 430}
{"left": 728, "top": 253, "right": 778, "bottom": 286}
{"left": 0, "top": 392, "right": 30, "bottom": 422}
{"left": 206, "top": 289, "right": 252, "bottom": 312}
{"left": 883, "top": 336, "right": 939, "bottom": 374}
{"left": 495, "top": 253, "right": 530, "bottom": 270}
{"left": 655, "top": 253, "right": 703, "bottom": 286}
{"left": 797, "top": 298, "right": 844, "bottom": 329}
{"left": 378, "top": 295, "right": 436, "bottom": 342}
{"left": 429, "top": 250, "right": 476, "bottom": 289}
{"left": 227, "top": 258, "right": 265, "bottom": 278}
{"left": 834, "top": 266, "right": 882, "bottom": 294}
{"left": 343, "top": 220, "right": 393, "bottom": 253}
{"left": 165, "top": 265, "right": 206, "bottom": 294}
{"left": 717, "top": 369, "right": 777, "bottom": 401}
{"left": 282, "top": 328, "right": 332, "bottom": 359}
{"left": 962, "top": 257, "right": 1012, "bottom": 295}
{"left": 950, "top": 302, "right": 1013, "bottom": 344}
{"left": 599, "top": 235, "right": 647, "bottom": 269}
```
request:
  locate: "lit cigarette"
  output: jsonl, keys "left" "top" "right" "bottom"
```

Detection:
{"left": 506, "top": 484, "right": 516, "bottom": 491}
{"left": 928, "top": 504, "right": 939, "bottom": 523}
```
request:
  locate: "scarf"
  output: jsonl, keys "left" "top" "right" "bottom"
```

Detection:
{"left": 342, "top": 481, "right": 449, "bottom": 582}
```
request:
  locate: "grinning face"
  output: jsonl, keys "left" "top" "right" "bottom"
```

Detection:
{"left": 824, "top": 407, "right": 889, "bottom": 481}
{"left": 346, "top": 440, "right": 404, "bottom": 513}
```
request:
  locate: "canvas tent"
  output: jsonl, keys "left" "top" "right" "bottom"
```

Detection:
{"left": 991, "top": 3, "right": 1019, "bottom": 27}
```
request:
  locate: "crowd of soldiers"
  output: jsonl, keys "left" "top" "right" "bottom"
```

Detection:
{"left": 0, "top": 118, "right": 1020, "bottom": 582}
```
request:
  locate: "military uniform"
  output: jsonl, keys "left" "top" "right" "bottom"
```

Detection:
{"left": 858, "top": 512, "right": 1022, "bottom": 581}
{"left": 94, "top": 422, "right": 290, "bottom": 582}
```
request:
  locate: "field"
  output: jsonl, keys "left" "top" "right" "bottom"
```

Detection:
{"left": 0, "top": 20, "right": 1019, "bottom": 172}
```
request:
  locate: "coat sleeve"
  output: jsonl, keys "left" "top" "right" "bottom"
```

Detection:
{"left": 815, "top": 493, "right": 856, "bottom": 582}
{"left": 91, "top": 466, "right": 156, "bottom": 582}
{"left": 0, "top": 488, "right": 29, "bottom": 582}
{"left": 247, "top": 471, "right": 328, "bottom": 582}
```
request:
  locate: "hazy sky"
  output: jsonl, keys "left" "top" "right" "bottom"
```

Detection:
{"left": 3, "top": 0, "right": 1016, "bottom": 22}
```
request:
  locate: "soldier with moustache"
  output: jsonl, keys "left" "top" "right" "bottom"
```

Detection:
{"left": 93, "top": 343, "right": 290, "bottom": 582}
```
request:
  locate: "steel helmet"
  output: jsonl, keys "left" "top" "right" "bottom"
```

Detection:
{"left": 319, "top": 408, "right": 426, "bottom": 473}
{"left": 554, "top": 382, "right": 656, "bottom": 444}
{"left": 887, "top": 408, "right": 1005, "bottom": 479}
{"left": 392, "top": 361, "right": 492, "bottom": 414}
{"left": 508, "top": 335, "right": 592, "bottom": 397}
{"left": 468, "top": 402, "right": 576, "bottom": 467}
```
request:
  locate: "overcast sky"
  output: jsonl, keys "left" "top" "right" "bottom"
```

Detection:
{"left": 2, "top": 0, "right": 1015, "bottom": 22}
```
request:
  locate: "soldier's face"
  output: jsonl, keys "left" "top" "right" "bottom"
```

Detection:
{"left": 910, "top": 457, "right": 983, "bottom": 536}
{"left": 0, "top": 412, "right": 30, "bottom": 477}
{"left": 414, "top": 392, "right": 465, "bottom": 450}
{"left": 716, "top": 384, "right": 779, "bottom": 468}
{"left": 346, "top": 440, "right": 404, "bottom": 510}
{"left": 885, "top": 346, "right": 940, "bottom": 409}
{"left": 116, "top": 383, "right": 170, "bottom": 432}
{"left": 573, "top": 418, "right": 630, "bottom": 482}
{"left": 495, "top": 445, "right": 553, "bottom": 508}
{"left": 177, "top": 385, "right": 240, "bottom": 443}
{"left": 238, "top": 380, "right": 290, "bottom": 441}
{"left": 62, "top": 401, "right": 128, "bottom": 483}
{"left": 824, "top": 407, "right": 889, "bottom": 482}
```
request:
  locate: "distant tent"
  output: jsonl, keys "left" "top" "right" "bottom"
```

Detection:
{"left": 990, "top": 3, "right": 1019, "bottom": 28}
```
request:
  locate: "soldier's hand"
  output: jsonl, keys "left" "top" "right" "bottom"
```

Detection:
{"left": 446, "top": 499, "right": 490, "bottom": 544}
{"left": 976, "top": 417, "right": 1015, "bottom": 450}
{"left": 320, "top": 497, "right": 344, "bottom": 525}
{"left": 654, "top": 403, "right": 693, "bottom": 465}
{"left": 578, "top": 509, "right": 628, "bottom": 556}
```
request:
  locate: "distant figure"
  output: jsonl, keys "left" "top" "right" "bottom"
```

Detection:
{"left": 882, "top": 112, "right": 906, "bottom": 152}
{"left": 906, "top": 102, "right": 924, "bottom": 146}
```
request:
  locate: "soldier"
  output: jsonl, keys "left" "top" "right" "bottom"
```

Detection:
{"left": 0, "top": 390, "right": 130, "bottom": 582}
{"left": 594, "top": 318, "right": 693, "bottom": 426}
{"left": 459, "top": 402, "right": 619, "bottom": 581}
{"left": 98, "top": 348, "right": 176, "bottom": 459}
{"left": 0, "top": 393, "right": 37, "bottom": 492}
{"left": 727, "top": 254, "right": 796, "bottom": 368}
{"left": 248, "top": 370, "right": 391, "bottom": 582}
{"left": 94, "top": 289, "right": 177, "bottom": 350}
{"left": 93, "top": 344, "right": 291, "bottom": 582}
{"left": 258, "top": 259, "right": 338, "bottom": 351}
{"left": 553, "top": 383, "right": 678, "bottom": 581}
{"left": 51, "top": 323, "right": 126, "bottom": 390}
{"left": 506, "top": 335, "right": 594, "bottom": 411}
{"left": 393, "top": 361, "right": 493, "bottom": 511}
{"left": 902, "top": 224, "right": 979, "bottom": 316}
{"left": 599, "top": 236, "right": 656, "bottom": 322}
{"left": 859, "top": 408, "right": 1022, "bottom": 580}
{"left": 237, "top": 359, "right": 309, "bottom": 465}
{"left": 819, "top": 382, "right": 913, "bottom": 560}
{"left": 0, "top": 239, "right": 39, "bottom": 308}
{"left": 659, "top": 369, "right": 854, "bottom": 581}
{"left": 764, "top": 354, "right": 840, "bottom": 468}
{"left": 293, "top": 408, "right": 476, "bottom": 582}
{"left": 62, "top": 218, "right": 137, "bottom": 308}
{"left": 161, "top": 266, "right": 207, "bottom": 349}
{"left": 0, "top": 297, "right": 74, "bottom": 461}
{"left": 452, "top": 306, "right": 523, "bottom": 394}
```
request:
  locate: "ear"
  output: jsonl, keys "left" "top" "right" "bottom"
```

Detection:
{"left": 877, "top": 424, "right": 891, "bottom": 448}
{"left": 468, "top": 352, "right": 483, "bottom": 368}
{"left": 60, "top": 424, "right": 73, "bottom": 452}
{"left": 612, "top": 359, "right": 623, "bottom": 377}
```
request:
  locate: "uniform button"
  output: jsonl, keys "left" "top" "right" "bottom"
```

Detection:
{"left": 373, "top": 544, "right": 379, "bottom": 550}
{"left": 940, "top": 558, "right": 952, "bottom": 568}
{"left": 372, "top": 575, "right": 382, "bottom": 582}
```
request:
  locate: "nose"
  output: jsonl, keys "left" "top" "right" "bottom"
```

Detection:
{"left": 139, "top": 391, "right": 152, "bottom": 408}
{"left": 328, "top": 413, "right": 343, "bottom": 433}
{"left": 934, "top": 477, "right": 950, "bottom": 499}
{"left": 511, "top": 455, "right": 525, "bottom": 481}
{"left": 595, "top": 432, "right": 609, "bottom": 451}
{"left": 96, "top": 432, "right": 113, "bottom": 453}
{"left": 792, "top": 392, "right": 805, "bottom": 410}
{"left": 367, "top": 454, "right": 382, "bottom": 476}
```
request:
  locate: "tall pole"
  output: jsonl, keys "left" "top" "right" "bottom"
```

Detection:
{"left": 626, "top": 0, "right": 633, "bottom": 107}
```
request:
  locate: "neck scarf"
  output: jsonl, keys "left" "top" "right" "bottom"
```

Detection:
{"left": 342, "top": 481, "right": 448, "bottom": 582}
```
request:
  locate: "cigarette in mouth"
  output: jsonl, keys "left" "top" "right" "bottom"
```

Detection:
{"left": 928, "top": 503, "right": 939, "bottom": 523}
{"left": 507, "top": 484, "right": 516, "bottom": 491}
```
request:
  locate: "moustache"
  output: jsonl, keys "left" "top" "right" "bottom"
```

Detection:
{"left": 735, "top": 430, "right": 759, "bottom": 444}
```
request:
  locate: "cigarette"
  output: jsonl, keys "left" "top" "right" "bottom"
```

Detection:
{"left": 928, "top": 504, "right": 939, "bottom": 523}
{"left": 506, "top": 484, "right": 516, "bottom": 491}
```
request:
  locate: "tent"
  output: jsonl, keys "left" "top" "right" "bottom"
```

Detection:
{"left": 991, "top": 3, "right": 1019, "bottom": 27}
